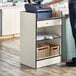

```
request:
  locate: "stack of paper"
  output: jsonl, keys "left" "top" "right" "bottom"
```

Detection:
{"left": 37, "top": 32, "right": 46, "bottom": 40}
{"left": 37, "top": 32, "right": 58, "bottom": 40}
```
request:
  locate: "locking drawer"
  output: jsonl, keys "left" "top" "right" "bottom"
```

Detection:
{"left": 37, "top": 19, "right": 61, "bottom": 28}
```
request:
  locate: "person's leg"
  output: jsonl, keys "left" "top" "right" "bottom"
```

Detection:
{"left": 66, "top": 3, "right": 76, "bottom": 66}
{"left": 69, "top": 3, "right": 76, "bottom": 47}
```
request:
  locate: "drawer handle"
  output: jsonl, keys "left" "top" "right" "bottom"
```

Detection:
{"left": 58, "top": 20, "right": 61, "bottom": 22}
{"left": 46, "top": 22, "right": 48, "bottom": 24}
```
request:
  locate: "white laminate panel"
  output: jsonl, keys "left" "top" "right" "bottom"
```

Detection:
{"left": 2, "top": 8, "right": 15, "bottom": 35}
{"left": 37, "top": 19, "right": 61, "bottom": 28}
{"left": 0, "top": 10, "right": 2, "bottom": 36}
{"left": 0, "top": 6, "right": 24, "bottom": 36}
{"left": 20, "top": 12, "right": 36, "bottom": 68}
{"left": 37, "top": 56, "right": 61, "bottom": 68}
{"left": 15, "top": 7, "right": 25, "bottom": 34}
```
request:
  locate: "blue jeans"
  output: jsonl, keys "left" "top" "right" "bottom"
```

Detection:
{"left": 69, "top": 3, "right": 76, "bottom": 46}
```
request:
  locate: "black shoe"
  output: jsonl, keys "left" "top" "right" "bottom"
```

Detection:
{"left": 66, "top": 61, "right": 76, "bottom": 66}
{"left": 72, "top": 57, "right": 76, "bottom": 63}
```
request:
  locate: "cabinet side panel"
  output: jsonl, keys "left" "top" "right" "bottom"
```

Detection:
{"left": 20, "top": 12, "right": 36, "bottom": 68}
{"left": 0, "top": 10, "right": 2, "bottom": 36}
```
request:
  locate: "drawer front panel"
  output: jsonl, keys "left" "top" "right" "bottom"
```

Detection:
{"left": 37, "top": 19, "right": 61, "bottom": 28}
{"left": 37, "top": 56, "right": 61, "bottom": 68}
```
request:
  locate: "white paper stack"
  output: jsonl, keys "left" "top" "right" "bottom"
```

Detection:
{"left": 37, "top": 32, "right": 58, "bottom": 40}
{"left": 45, "top": 33, "right": 58, "bottom": 39}
{"left": 37, "top": 32, "right": 46, "bottom": 40}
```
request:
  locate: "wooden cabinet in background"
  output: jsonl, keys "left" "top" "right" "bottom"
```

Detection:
{"left": 15, "top": 6, "right": 25, "bottom": 34}
{"left": 0, "top": 8, "right": 15, "bottom": 36}
{"left": 0, "top": 6, "right": 25, "bottom": 36}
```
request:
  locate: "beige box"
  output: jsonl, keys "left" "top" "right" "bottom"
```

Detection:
{"left": 49, "top": 44, "right": 60, "bottom": 56}
{"left": 37, "top": 43, "right": 50, "bottom": 59}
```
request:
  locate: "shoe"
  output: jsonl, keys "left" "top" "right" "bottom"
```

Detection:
{"left": 66, "top": 61, "right": 76, "bottom": 66}
{"left": 66, "top": 57, "right": 76, "bottom": 66}
{"left": 72, "top": 57, "right": 76, "bottom": 63}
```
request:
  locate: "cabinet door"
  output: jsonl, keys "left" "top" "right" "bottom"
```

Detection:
{"left": 15, "top": 7, "right": 25, "bottom": 34}
{"left": 2, "top": 8, "right": 15, "bottom": 35}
